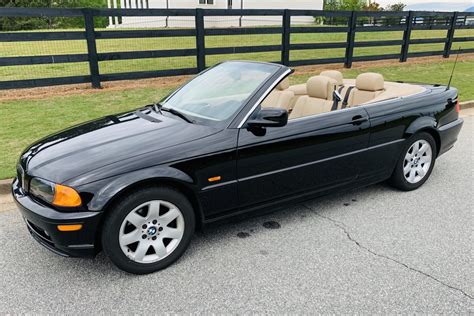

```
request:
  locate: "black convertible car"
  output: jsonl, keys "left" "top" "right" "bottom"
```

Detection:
{"left": 13, "top": 61, "right": 463, "bottom": 274}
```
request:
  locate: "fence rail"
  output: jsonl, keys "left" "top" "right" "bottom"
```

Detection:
{"left": 0, "top": 7, "right": 473, "bottom": 90}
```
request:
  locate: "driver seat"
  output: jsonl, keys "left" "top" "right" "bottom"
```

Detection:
{"left": 289, "top": 76, "right": 337, "bottom": 119}
{"left": 261, "top": 78, "right": 294, "bottom": 111}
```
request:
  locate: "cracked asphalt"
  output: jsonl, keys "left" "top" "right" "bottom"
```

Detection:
{"left": 0, "top": 115, "right": 472, "bottom": 313}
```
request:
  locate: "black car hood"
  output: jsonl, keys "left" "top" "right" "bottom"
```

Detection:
{"left": 20, "top": 108, "right": 220, "bottom": 184}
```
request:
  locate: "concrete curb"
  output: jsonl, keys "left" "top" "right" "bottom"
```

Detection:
{"left": 0, "top": 179, "right": 12, "bottom": 195}
{"left": 460, "top": 100, "right": 474, "bottom": 110}
{"left": 1, "top": 100, "right": 473, "bottom": 196}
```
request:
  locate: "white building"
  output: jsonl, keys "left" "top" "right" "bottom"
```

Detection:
{"left": 107, "top": 0, "right": 323, "bottom": 28}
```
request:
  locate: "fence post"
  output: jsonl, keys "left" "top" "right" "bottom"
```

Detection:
{"left": 400, "top": 10, "right": 414, "bottom": 62}
{"left": 83, "top": 9, "right": 101, "bottom": 89}
{"left": 195, "top": 8, "right": 206, "bottom": 72}
{"left": 444, "top": 11, "right": 458, "bottom": 58}
{"left": 344, "top": 11, "right": 357, "bottom": 68}
{"left": 281, "top": 9, "right": 291, "bottom": 66}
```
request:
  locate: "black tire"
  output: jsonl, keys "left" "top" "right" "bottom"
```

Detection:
{"left": 388, "top": 132, "right": 437, "bottom": 191}
{"left": 101, "top": 186, "right": 195, "bottom": 274}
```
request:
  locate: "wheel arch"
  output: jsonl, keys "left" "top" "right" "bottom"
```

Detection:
{"left": 103, "top": 178, "right": 203, "bottom": 225}
{"left": 404, "top": 117, "right": 441, "bottom": 156}
{"left": 90, "top": 167, "right": 204, "bottom": 240}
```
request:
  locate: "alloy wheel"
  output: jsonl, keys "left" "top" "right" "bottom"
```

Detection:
{"left": 119, "top": 200, "right": 185, "bottom": 264}
{"left": 403, "top": 139, "right": 432, "bottom": 184}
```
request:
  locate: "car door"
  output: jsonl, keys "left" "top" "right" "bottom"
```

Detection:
{"left": 236, "top": 107, "right": 371, "bottom": 208}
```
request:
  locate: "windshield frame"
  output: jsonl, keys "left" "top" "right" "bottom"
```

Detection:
{"left": 158, "top": 61, "right": 286, "bottom": 128}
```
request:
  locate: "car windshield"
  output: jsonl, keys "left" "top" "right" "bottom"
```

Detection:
{"left": 161, "top": 62, "right": 279, "bottom": 123}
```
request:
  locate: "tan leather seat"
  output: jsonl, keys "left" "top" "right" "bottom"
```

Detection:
{"left": 347, "top": 73, "right": 385, "bottom": 107}
{"left": 287, "top": 82, "right": 306, "bottom": 110}
{"left": 320, "top": 70, "right": 350, "bottom": 110}
{"left": 320, "top": 70, "right": 343, "bottom": 86}
{"left": 289, "top": 76, "right": 337, "bottom": 120}
{"left": 261, "top": 78, "right": 294, "bottom": 110}
{"left": 287, "top": 70, "right": 344, "bottom": 110}
{"left": 288, "top": 70, "right": 343, "bottom": 95}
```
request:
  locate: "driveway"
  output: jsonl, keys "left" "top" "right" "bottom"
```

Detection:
{"left": 0, "top": 116, "right": 472, "bottom": 313}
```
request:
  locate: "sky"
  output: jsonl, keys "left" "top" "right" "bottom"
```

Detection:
{"left": 372, "top": 0, "right": 473, "bottom": 11}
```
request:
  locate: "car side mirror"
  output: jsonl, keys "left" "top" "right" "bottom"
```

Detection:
{"left": 247, "top": 107, "right": 288, "bottom": 128}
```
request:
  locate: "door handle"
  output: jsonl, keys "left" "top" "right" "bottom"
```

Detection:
{"left": 351, "top": 115, "right": 368, "bottom": 125}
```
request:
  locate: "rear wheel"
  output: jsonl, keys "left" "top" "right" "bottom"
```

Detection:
{"left": 102, "top": 186, "right": 195, "bottom": 274}
{"left": 389, "top": 132, "right": 437, "bottom": 191}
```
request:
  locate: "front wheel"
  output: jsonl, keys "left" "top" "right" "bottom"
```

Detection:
{"left": 102, "top": 187, "right": 195, "bottom": 274}
{"left": 389, "top": 132, "right": 437, "bottom": 191}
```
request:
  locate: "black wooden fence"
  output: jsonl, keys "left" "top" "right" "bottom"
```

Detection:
{"left": 0, "top": 8, "right": 473, "bottom": 90}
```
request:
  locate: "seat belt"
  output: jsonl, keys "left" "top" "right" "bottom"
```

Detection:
{"left": 331, "top": 86, "right": 345, "bottom": 111}
{"left": 342, "top": 86, "right": 354, "bottom": 109}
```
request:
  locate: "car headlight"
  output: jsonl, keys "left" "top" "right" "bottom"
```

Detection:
{"left": 29, "top": 177, "right": 82, "bottom": 207}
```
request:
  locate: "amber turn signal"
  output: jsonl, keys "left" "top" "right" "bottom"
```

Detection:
{"left": 208, "top": 176, "right": 222, "bottom": 182}
{"left": 53, "top": 184, "right": 82, "bottom": 207}
{"left": 57, "top": 224, "right": 83, "bottom": 232}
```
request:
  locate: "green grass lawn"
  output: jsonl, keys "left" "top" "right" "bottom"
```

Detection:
{"left": 0, "top": 57, "right": 472, "bottom": 180}
{"left": 0, "top": 28, "right": 472, "bottom": 81}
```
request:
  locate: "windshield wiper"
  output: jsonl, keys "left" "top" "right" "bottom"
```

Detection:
{"left": 162, "top": 107, "right": 195, "bottom": 124}
{"left": 150, "top": 102, "right": 163, "bottom": 115}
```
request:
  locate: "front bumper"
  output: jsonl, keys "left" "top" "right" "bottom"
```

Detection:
{"left": 12, "top": 178, "right": 103, "bottom": 257}
{"left": 438, "top": 118, "right": 464, "bottom": 156}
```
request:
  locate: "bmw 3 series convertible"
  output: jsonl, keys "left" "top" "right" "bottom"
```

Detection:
{"left": 12, "top": 61, "right": 463, "bottom": 274}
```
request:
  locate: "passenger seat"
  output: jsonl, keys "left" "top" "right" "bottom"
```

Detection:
{"left": 347, "top": 73, "right": 385, "bottom": 107}
{"left": 289, "top": 76, "right": 338, "bottom": 120}
{"left": 261, "top": 78, "right": 294, "bottom": 111}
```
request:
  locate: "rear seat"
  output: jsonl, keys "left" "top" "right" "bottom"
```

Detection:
{"left": 289, "top": 76, "right": 337, "bottom": 120}
{"left": 261, "top": 78, "right": 294, "bottom": 111}
{"left": 347, "top": 72, "right": 385, "bottom": 107}
{"left": 320, "top": 70, "right": 343, "bottom": 87}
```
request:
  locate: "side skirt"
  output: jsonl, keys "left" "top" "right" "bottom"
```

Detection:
{"left": 201, "top": 172, "right": 390, "bottom": 227}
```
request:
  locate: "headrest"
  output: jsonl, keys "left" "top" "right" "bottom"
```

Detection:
{"left": 356, "top": 72, "right": 384, "bottom": 91}
{"left": 307, "top": 76, "right": 337, "bottom": 100}
{"left": 320, "top": 70, "right": 343, "bottom": 86}
{"left": 276, "top": 78, "right": 290, "bottom": 90}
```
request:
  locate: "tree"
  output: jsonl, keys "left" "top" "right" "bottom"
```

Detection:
{"left": 364, "top": 1, "right": 381, "bottom": 12}
{"left": 386, "top": 2, "right": 406, "bottom": 11}
{"left": 340, "top": 0, "right": 368, "bottom": 11}
{"left": 0, "top": 0, "right": 108, "bottom": 31}
{"left": 321, "top": 0, "right": 369, "bottom": 25}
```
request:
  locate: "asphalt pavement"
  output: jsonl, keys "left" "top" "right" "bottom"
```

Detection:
{"left": 0, "top": 116, "right": 472, "bottom": 313}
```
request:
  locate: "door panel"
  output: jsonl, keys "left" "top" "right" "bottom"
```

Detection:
{"left": 237, "top": 107, "right": 371, "bottom": 208}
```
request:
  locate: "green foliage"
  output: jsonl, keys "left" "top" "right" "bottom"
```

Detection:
{"left": 323, "top": 0, "right": 369, "bottom": 11}
{"left": 364, "top": 2, "right": 381, "bottom": 11}
{"left": 320, "top": 0, "right": 370, "bottom": 25}
{"left": 386, "top": 2, "right": 406, "bottom": 11}
{"left": 0, "top": 0, "right": 108, "bottom": 31}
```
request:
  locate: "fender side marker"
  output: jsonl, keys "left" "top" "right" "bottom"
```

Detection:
{"left": 208, "top": 176, "right": 222, "bottom": 183}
